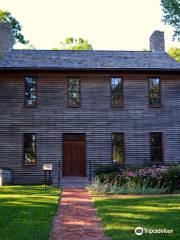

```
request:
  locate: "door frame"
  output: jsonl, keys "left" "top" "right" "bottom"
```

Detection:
{"left": 62, "top": 133, "right": 86, "bottom": 177}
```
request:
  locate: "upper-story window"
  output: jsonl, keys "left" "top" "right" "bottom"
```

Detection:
{"left": 24, "top": 133, "right": 36, "bottom": 165}
{"left": 111, "top": 77, "right": 123, "bottom": 107}
{"left": 112, "top": 133, "right": 124, "bottom": 163}
{"left": 148, "top": 78, "right": 161, "bottom": 107}
{"left": 24, "top": 77, "right": 37, "bottom": 106}
{"left": 68, "top": 78, "right": 80, "bottom": 107}
{"left": 150, "top": 132, "right": 163, "bottom": 163}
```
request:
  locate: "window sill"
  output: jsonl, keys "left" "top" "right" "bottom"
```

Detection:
{"left": 151, "top": 162, "right": 164, "bottom": 165}
{"left": 23, "top": 105, "right": 37, "bottom": 108}
{"left": 23, "top": 164, "right": 36, "bottom": 166}
{"left": 67, "top": 106, "right": 81, "bottom": 108}
{"left": 111, "top": 105, "right": 124, "bottom": 108}
{"left": 112, "top": 161, "right": 125, "bottom": 164}
{"left": 149, "top": 105, "right": 161, "bottom": 108}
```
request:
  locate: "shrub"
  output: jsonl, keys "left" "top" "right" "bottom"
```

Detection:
{"left": 86, "top": 178, "right": 167, "bottom": 195}
{"left": 120, "top": 166, "right": 168, "bottom": 188}
{"left": 86, "top": 178, "right": 110, "bottom": 194}
{"left": 97, "top": 172, "right": 122, "bottom": 184}
{"left": 94, "top": 163, "right": 119, "bottom": 175}
{"left": 91, "top": 164, "right": 180, "bottom": 194}
{"left": 163, "top": 165, "right": 180, "bottom": 193}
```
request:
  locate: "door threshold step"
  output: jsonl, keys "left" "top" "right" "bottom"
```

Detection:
{"left": 60, "top": 177, "right": 90, "bottom": 188}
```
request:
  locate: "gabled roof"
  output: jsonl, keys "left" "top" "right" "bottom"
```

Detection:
{"left": 0, "top": 49, "right": 180, "bottom": 71}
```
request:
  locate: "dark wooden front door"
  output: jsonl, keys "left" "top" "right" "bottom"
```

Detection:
{"left": 63, "top": 134, "right": 86, "bottom": 176}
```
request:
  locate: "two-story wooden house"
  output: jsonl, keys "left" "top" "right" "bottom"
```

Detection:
{"left": 0, "top": 22, "right": 180, "bottom": 185}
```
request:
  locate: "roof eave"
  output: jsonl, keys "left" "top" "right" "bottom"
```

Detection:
{"left": 0, "top": 67, "right": 180, "bottom": 72}
{"left": 0, "top": 67, "right": 180, "bottom": 74}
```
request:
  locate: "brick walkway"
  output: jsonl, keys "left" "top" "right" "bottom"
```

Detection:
{"left": 50, "top": 188, "right": 109, "bottom": 240}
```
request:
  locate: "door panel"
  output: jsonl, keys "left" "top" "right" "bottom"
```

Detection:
{"left": 63, "top": 135, "right": 85, "bottom": 176}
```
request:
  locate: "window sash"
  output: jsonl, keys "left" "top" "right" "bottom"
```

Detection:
{"left": 150, "top": 133, "right": 163, "bottom": 162}
{"left": 24, "top": 133, "right": 36, "bottom": 165}
{"left": 24, "top": 77, "right": 37, "bottom": 106}
{"left": 112, "top": 133, "right": 124, "bottom": 163}
{"left": 149, "top": 78, "right": 161, "bottom": 107}
{"left": 68, "top": 78, "right": 80, "bottom": 107}
{"left": 111, "top": 77, "right": 123, "bottom": 107}
{"left": 63, "top": 134, "right": 85, "bottom": 141}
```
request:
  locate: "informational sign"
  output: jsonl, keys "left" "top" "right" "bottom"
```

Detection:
{"left": 43, "top": 164, "right": 52, "bottom": 171}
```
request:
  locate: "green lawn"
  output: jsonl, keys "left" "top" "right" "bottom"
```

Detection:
{"left": 0, "top": 186, "right": 60, "bottom": 240}
{"left": 94, "top": 195, "right": 180, "bottom": 240}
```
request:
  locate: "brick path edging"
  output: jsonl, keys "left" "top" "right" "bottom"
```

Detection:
{"left": 93, "top": 193, "right": 180, "bottom": 199}
{"left": 49, "top": 188, "right": 110, "bottom": 240}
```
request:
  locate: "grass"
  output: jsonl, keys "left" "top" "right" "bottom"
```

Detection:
{"left": 0, "top": 185, "right": 60, "bottom": 240}
{"left": 94, "top": 195, "right": 180, "bottom": 240}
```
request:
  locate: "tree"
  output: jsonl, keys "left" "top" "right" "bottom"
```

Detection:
{"left": 168, "top": 47, "right": 180, "bottom": 61}
{"left": 53, "top": 37, "right": 93, "bottom": 50}
{"left": 161, "top": 0, "right": 180, "bottom": 40}
{"left": 23, "top": 44, "right": 36, "bottom": 50}
{"left": 0, "top": 10, "right": 28, "bottom": 44}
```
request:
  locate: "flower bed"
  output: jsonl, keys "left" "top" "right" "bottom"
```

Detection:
{"left": 87, "top": 165, "right": 180, "bottom": 194}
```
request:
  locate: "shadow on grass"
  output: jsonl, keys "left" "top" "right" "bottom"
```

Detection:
{"left": 0, "top": 186, "right": 60, "bottom": 240}
{"left": 0, "top": 185, "right": 59, "bottom": 196}
{"left": 94, "top": 195, "right": 180, "bottom": 240}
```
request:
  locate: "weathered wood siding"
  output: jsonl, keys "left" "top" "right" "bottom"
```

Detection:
{"left": 0, "top": 71, "right": 180, "bottom": 184}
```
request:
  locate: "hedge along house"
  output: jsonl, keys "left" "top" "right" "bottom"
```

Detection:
{"left": 0, "top": 22, "right": 180, "bottom": 186}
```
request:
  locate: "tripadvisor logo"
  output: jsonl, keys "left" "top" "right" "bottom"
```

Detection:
{"left": 135, "top": 227, "right": 143, "bottom": 235}
{"left": 135, "top": 227, "right": 174, "bottom": 235}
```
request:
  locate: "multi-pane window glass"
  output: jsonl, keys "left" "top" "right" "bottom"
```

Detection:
{"left": 149, "top": 78, "right": 161, "bottom": 107}
{"left": 111, "top": 77, "right": 123, "bottom": 107}
{"left": 63, "top": 134, "right": 85, "bottom": 141}
{"left": 68, "top": 78, "right": 80, "bottom": 107}
{"left": 24, "top": 77, "right": 37, "bottom": 106}
{"left": 112, "top": 133, "right": 124, "bottom": 163}
{"left": 150, "top": 133, "right": 163, "bottom": 162}
{"left": 24, "top": 133, "right": 36, "bottom": 164}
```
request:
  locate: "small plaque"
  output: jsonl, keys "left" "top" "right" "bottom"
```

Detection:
{"left": 43, "top": 164, "right": 52, "bottom": 171}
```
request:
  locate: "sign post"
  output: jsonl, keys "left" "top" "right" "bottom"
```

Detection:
{"left": 43, "top": 164, "right": 52, "bottom": 187}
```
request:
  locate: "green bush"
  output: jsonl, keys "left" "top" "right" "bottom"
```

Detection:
{"left": 97, "top": 172, "right": 121, "bottom": 184}
{"left": 91, "top": 165, "right": 180, "bottom": 194}
{"left": 86, "top": 178, "right": 167, "bottom": 195}
{"left": 163, "top": 165, "right": 180, "bottom": 192}
{"left": 94, "top": 163, "right": 119, "bottom": 175}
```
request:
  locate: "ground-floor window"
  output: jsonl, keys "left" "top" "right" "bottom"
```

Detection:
{"left": 150, "top": 132, "right": 163, "bottom": 163}
{"left": 112, "top": 133, "right": 124, "bottom": 163}
{"left": 24, "top": 133, "right": 36, "bottom": 165}
{"left": 21, "top": 132, "right": 164, "bottom": 166}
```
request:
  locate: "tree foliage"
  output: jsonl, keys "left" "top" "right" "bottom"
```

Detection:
{"left": 0, "top": 10, "right": 28, "bottom": 44}
{"left": 161, "top": 0, "right": 180, "bottom": 40}
{"left": 168, "top": 47, "right": 180, "bottom": 61}
{"left": 23, "top": 44, "right": 36, "bottom": 50}
{"left": 53, "top": 37, "right": 93, "bottom": 50}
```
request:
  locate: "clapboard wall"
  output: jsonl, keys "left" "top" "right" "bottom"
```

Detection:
{"left": 0, "top": 71, "right": 180, "bottom": 184}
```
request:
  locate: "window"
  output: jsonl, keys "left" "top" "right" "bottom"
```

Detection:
{"left": 24, "top": 133, "right": 36, "bottom": 165}
{"left": 24, "top": 77, "right": 37, "bottom": 106}
{"left": 150, "top": 132, "right": 163, "bottom": 162}
{"left": 111, "top": 77, "right": 123, "bottom": 107}
{"left": 148, "top": 78, "right": 161, "bottom": 107}
{"left": 63, "top": 133, "right": 85, "bottom": 141}
{"left": 68, "top": 78, "right": 80, "bottom": 107}
{"left": 112, "top": 133, "right": 124, "bottom": 163}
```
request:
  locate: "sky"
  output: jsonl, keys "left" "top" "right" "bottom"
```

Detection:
{"left": 0, "top": 0, "right": 180, "bottom": 51}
